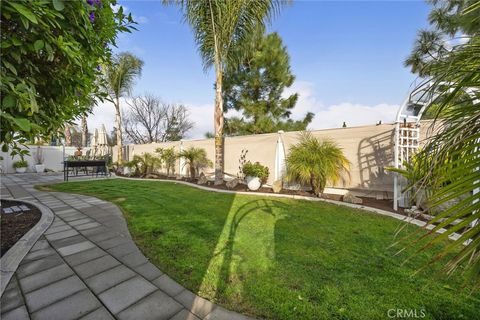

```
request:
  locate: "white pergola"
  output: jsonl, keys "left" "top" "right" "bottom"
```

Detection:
{"left": 393, "top": 81, "right": 479, "bottom": 211}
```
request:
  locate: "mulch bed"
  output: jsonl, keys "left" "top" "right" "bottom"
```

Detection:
{"left": 119, "top": 173, "right": 406, "bottom": 215}
{"left": 1, "top": 200, "right": 41, "bottom": 257}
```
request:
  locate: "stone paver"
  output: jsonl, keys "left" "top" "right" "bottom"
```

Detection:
{"left": 0, "top": 173, "right": 254, "bottom": 320}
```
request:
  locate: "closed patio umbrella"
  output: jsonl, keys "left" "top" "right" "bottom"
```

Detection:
{"left": 91, "top": 129, "right": 99, "bottom": 158}
{"left": 97, "top": 124, "right": 108, "bottom": 157}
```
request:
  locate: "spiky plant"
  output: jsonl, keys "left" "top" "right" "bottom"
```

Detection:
{"left": 399, "top": 0, "right": 480, "bottom": 290}
{"left": 178, "top": 147, "right": 211, "bottom": 179}
{"left": 285, "top": 132, "right": 350, "bottom": 196}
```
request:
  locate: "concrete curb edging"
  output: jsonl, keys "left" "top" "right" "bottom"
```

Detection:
{"left": 115, "top": 176, "right": 462, "bottom": 242}
{"left": 0, "top": 199, "right": 54, "bottom": 297}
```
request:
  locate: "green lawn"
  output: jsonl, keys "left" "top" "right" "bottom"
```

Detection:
{"left": 47, "top": 179, "right": 479, "bottom": 320}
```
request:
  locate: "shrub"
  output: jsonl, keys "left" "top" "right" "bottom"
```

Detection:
{"left": 13, "top": 159, "right": 28, "bottom": 168}
{"left": 178, "top": 147, "right": 211, "bottom": 179}
{"left": 131, "top": 153, "right": 162, "bottom": 177}
{"left": 156, "top": 147, "right": 177, "bottom": 176}
{"left": 285, "top": 132, "right": 350, "bottom": 196}
{"left": 242, "top": 161, "right": 269, "bottom": 183}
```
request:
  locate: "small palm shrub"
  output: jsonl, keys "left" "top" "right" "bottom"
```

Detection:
{"left": 156, "top": 147, "right": 177, "bottom": 176}
{"left": 13, "top": 159, "right": 28, "bottom": 168}
{"left": 126, "top": 153, "right": 161, "bottom": 177}
{"left": 242, "top": 161, "right": 269, "bottom": 184}
{"left": 178, "top": 147, "right": 211, "bottom": 179}
{"left": 285, "top": 132, "right": 350, "bottom": 196}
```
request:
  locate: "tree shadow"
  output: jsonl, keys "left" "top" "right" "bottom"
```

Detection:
{"left": 198, "top": 198, "right": 289, "bottom": 303}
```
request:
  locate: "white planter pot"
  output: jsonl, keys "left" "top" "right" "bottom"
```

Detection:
{"left": 15, "top": 167, "right": 27, "bottom": 173}
{"left": 246, "top": 176, "right": 261, "bottom": 191}
{"left": 35, "top": 164, "right": 45, "bottom": 173}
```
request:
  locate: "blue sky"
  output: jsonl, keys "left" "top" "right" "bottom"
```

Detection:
{"left": 90, "top": 0, "right": 431, "bottom": 138}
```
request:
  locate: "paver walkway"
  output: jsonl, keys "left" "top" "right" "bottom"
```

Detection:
{"left": 1, "top": 173, "right": 252, "bottom": 320}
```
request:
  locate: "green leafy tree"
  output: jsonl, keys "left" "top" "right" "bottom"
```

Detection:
{"left": 223, "top": 31, "right": 313, "bottom": 135}
{"left": 165, "top": 0, "right": 281, "bottom": 184}
{"left": 104, "top": 52, "right": 144, "bottom": 163}
{"left": 400, "top": 1, "right": 480, "bottom": 289}
{"left": 0, "top": 0, "right": 134, "bottom": 157}
{"left": 285, "top": 132, "right": 350, "bottom": 196}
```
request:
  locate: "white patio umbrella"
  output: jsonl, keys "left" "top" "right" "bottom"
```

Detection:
{"left": 97, "top": 124, "right": 108, "bottom": 157}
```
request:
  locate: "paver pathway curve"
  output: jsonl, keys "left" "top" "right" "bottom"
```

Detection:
{"left": 1, "top": 173, "right": 251, "bottom": 320}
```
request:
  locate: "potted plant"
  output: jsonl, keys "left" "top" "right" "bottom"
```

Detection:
{"left": 13, "top": 159, "right": 28, "bottom": 173}
{"left": 34, "top": 146, "right": 45, "bottom": 173}
{"left": 242, "top": 161, "right": 269, "bottom": 191}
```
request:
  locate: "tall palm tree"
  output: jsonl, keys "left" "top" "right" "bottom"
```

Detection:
{"left": 166, "top": 0, "right": 281, "bottom": 184}
{"left": 81, "top": 115, "right": 88, "bottom": 147}
{"left": 105, "top": 52, "right": 144, "bottom": 163}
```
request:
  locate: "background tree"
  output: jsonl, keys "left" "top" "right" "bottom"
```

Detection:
{"left": 404, "top": 0, "right": 477, "bottom": 76}
{"left": 123, "top": 95, "right": 194, "bottom": 144}
{"left": 223, "top": 31, "right": 313, "bottom": 135}
{"left": 399, "top": 0, "right": 480, "bottom": 289}
{"left": 104, "top": 52, "right": 144, "bottom": 162}
{"left": 0, "top": 1, "right": 134, "bottom": 157}
{"left": 166, "top": 0, "right": 281, "bottom": 184}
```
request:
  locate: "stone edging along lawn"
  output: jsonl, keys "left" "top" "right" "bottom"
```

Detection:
{"left": 115, "top": 176, "right": 463, "bottom": 243}
{"left": 0, "top": 199, "right": 54, "bottom": 296}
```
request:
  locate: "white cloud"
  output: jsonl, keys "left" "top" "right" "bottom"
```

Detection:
{"left": 87, "top": 99, "right": 118, "bottom": 135}
{"left": 310, "top": 103, "right": 398, "bottom": 130}
{"left": 134, "top": 15, "right": 149, "bottom": 24}
{"left": 184, "top": 103, "right": 214, "bottom": 139}
{"left": 285, "top": 80, "right": 398, "bottom": 130}
{"left": 111, "top": 4, "right": 129, "bottom": 13}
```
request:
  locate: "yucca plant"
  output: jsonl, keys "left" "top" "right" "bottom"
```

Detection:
{"left": 399, "top": 0, "right": 480, "bottom": 290}
{"left": 285, "top": 132, "right": 350, "bottom": 196}
{"left": 178, "top": 147, "right": 212, "bottom": 179}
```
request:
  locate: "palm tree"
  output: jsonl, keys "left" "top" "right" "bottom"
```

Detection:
{"left": 285, "top": 133, "right": 350, "bottom": 196}
{"left": 178, "top": 147, "right": 211, "bottom": 179}
{"left": 104, "top": 52, "right": 144, "bottom": 163}
{"left": 398, "top": 0, "right": 480, "bottom": 289}
{"left": 81, "top": 115, "right": 88, "bottom": 147}
{"left": 166, "top": 0, "right": 281, "bottom": 184}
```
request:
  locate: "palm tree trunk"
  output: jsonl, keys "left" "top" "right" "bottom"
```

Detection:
{"left": 115, "top": 97, "right": 123, "bottom": 163}
{"left": 65, "top": 126, "right": 72, "bottom": 146}
{"left": 214, "top": 69, "right": 224, "bottom": 185}
{"left": 81, "top": 116, "right": 88, "bottom": 147}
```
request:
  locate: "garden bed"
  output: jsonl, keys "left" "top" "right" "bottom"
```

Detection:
{"left": 119, "top": 173, "right": 407, "bottom": 215}
{"left": 1, "top": 200, "right": 41, "bottom": 257}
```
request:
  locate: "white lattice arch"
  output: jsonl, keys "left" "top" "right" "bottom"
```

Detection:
{"left": 393, "top": 81, "right": 479, "bottom": 210}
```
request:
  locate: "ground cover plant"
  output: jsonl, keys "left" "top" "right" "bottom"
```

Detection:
{"left": 47, "top": 179, "right": 480, "bottom": 319}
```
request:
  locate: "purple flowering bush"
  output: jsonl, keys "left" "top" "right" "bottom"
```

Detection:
{"left": 0, "top": 0, "right": 136, "bottom": 155}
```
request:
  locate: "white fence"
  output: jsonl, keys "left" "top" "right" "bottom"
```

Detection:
{"left": 0, "top": 146, "right": 91, "bottom": 174}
